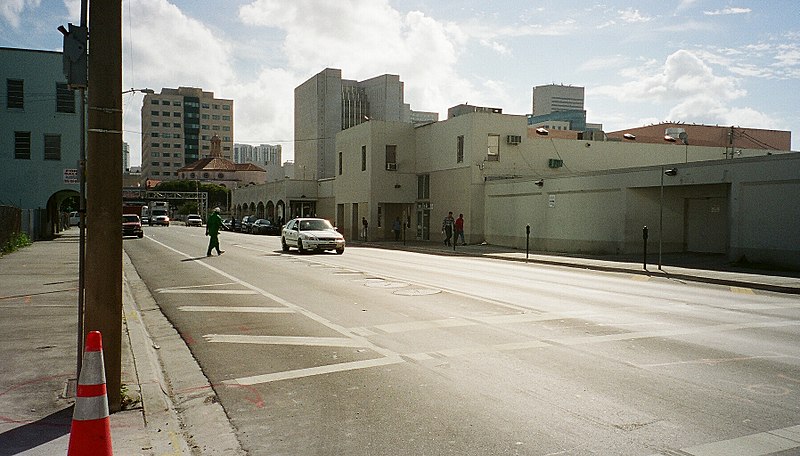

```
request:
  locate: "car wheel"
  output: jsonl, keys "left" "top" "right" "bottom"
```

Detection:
{"left": 297, "top": 239, "right": 306, "bottom": 254}
{"left": 281, "top": 238, "right": 290, "bottom": 252}
{"left": 138, "top": 233, "right": 143, "bottom": 238}
{"left": 336, "top": 247, "right": 344, "bottom": 255}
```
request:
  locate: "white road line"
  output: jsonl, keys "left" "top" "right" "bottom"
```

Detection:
{"left": 224, "top": 356, "right": 404, "bottom": 386}
{"left": 159, "top": 289, "right": 258, "bottom": 294}
{"left": 156, "top": 282, "right": 238, "bottom": 291}
{"left": 179, "top": 306, "right": 295, "bottom": 313}
{"left": 374, "top": 317, "right": 474, "bottom": 334}
{"left": 204, "top": 334, "right": 367, "bottom": 347}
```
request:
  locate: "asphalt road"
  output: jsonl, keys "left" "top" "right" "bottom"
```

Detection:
{"left": 124, "top": 225, "right": 800, "bottom": 455}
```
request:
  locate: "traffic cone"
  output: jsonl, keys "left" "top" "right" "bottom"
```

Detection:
{"left": 68, "top": 330, "right": 113, "bottom": 455}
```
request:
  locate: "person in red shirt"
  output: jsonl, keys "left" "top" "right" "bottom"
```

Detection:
{"left": 454, "top": 213, "right": 465, "bottom": 245}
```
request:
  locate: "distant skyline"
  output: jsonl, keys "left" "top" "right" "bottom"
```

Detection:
{"left": 3, "top": 0, "right": 798, "bottom": 166}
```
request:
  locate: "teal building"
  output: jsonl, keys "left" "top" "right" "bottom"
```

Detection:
{"left": 1, "top": 47, "right": 81, "bottom": 239}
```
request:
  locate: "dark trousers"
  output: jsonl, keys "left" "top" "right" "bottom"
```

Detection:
{"left": 207, "top": 233, "right": 220, "bottom": 255}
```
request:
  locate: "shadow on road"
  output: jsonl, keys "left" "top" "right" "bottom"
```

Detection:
{"left": 0, "top": 406, "right": 72, "bottom": 456}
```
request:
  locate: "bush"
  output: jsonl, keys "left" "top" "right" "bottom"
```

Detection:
{"left": 1, "top": 232, "right": 32, "bottom": 255}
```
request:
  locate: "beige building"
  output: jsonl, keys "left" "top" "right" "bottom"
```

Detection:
{"left": 141, "top": 87, "right": 233, "bottom": 184}
{"left": 176, "top": 135, "right": 265, "bottom": 189}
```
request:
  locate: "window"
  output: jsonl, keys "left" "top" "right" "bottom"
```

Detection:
{"left": 151, "top": 99, "right": 159, "bottom": 105}
{"left": 385, "top": 145, "right": 397, "bottom": 170}
{"left": 222, "top": 115, "right": 231, "bottom": 120}
{"left": 14, "top": 131, "right": 31, "bottom": 159}
{"left": 152, "top": 152, "right": 160, "bottom": 157}
{"left": 173, "top": 112, "right": 181, "bottom": 117}
{"left": 213, "top": 104, "right": 219, "bottom": 109}
{"left": 162, "top": 133, "right": 172, "bottom": 139}
{"left": 361, "top": 145, "right": 367, "bottom": 171}
{"left": 202, "top": 103, "right": 210, "bottom": 108}
{"left": 487, "top": 134, "right": 500, "bottom": 161}
{"left": 223, "top": 104, "right": 230, "bottom": 110}
{"left": 162, "top": 111, "right": 170, "bottom": 116}
{"left": 151, "top": 142, "right": 159, "bottom": 147}
{"left": 162, "top": 122, "right": 170, "bottom": 127}
{"left": 212, "top": 114, "right": 220, "bottom": 120}
{"left": 161, "top": 100, "right": 170, "bottom": 105}
{"left": 162, "top": 162, "right": 170, "bottom": 166}
{"left": 151, "top": 132, "right": 159, "bottom": 137}
{"left": 201, "top": 114, "right": 209, "bottom": 119}
{"left": 7, "top": 79, "right": 23, "bottom": 109}
{"left": 162, "top": 143, "right": 170, "bottom": 148}
{"left": 338, "top": 151, "right": 343, "bottom": 175}
{"left": 56, "top": 83, "right": 75, "bottom": 113}
{"left": 417, "top": 174, "right": 430, "bottom": 199}
{"left": 173, "top": 123, "right": 181, "bottom": 128}
{"left": 202, "top": 145, "right": 209, "bottom": 150}
{"left": 151, "top": 121, "right": 159, "bottom": 127}
{"left": 151, "top": 161, "right": 159, "bottom": 166}
{"left": 151, "top": 110, "right": 159, "bottom": 115}
{"left": 212, "top": 125, "right": 220, "bottom": 130}
{"left": 44, "top": 134, "right": 61, "bottom": 160}
{"left": 456, "top": 135, "right": 464, "bottom": 163}
{"left": 222, "top": 126, "right": 230, "bottom": 131}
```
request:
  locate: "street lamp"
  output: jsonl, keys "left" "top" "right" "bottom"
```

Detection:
{"left": 659, "top": 167, "right": 678, "bottom": 270}
{"left": 122, "top": 87, "right": 154, "bottom": 94}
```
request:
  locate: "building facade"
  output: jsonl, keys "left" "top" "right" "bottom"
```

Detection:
{"left": 294, "top": 68, "right": 437, "bottom": 181}
{"left": 141, "top": 87, "right": 233, "bottom": 184}
{"left": 1, "top": 47, "right": 81, "bottom": 239}
{"left": 532, "top": 83, "right": 585, "bottom": 116}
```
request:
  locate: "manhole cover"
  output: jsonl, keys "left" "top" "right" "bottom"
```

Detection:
{"left": 394, "top": 288, "right": 441, "bottom": 296}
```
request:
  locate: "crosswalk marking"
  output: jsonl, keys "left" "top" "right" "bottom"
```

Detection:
{"left": 204, "top": 334, "right": 367, "bottom": 347}
{"left": 224, "top": 356, "right": 404, "bottom": 386}
{"left": 179, "top": 306, "right": 295, "bottom": 313}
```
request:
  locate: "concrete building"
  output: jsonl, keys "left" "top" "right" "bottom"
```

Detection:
{"left": 235, "top": 71, "right": 798, "bottom": 269}
{"left": 294, "top": 68, "right": 437, "bottom": 181}
{"left": 141, "top": 87, "right": 233, "bottom": 184}
{"left": 532, "top": 83, "right": 584, "bottom": 116}
{"left": 0, "top": 47, "right": 81, "bottom": 239}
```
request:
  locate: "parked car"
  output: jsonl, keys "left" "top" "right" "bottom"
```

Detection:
{"left": 186, "top": 214, "right": 203, "bottom": 227}
{"left": 69, "top": 211, "right": 80, "bottom": 226}
{"left": 122, "top": 214, "right": 144, "bottom": 238}
{"left": 222, "top": 218, "right": 233, "bottom": 231}
{"left": 281, "top": 217, "right": 345, "bottom": 254}
{"left": 152, "top": 214, "right": 170, "bottom": 226}
{"left": 251, "top": 219, "right": 280, "bottom": 235}
{"left": 240, "top": 215, "right": 256, "bottom": 233}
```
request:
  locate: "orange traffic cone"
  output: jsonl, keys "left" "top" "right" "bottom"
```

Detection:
{"left": 68, "top": 330, "right": 113, "bottom": 455}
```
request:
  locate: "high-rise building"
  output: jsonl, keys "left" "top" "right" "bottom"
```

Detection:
{"left": 294, "top": 68, "right": 435, "bottom": 180}
{"left": 122, "top": 141, "right": 130, "bottom": 172}
{"left": 141, "top": 87, "right": 233, "bottom": 183}
{"left": 531, "top": 84, "right": 584, "bottom": 116}
{"left": 233, "top": 143, "right": 281, "bottom": 166}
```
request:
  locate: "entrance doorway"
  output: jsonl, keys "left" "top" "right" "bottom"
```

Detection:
{"left": 686, "top": 197, "right": 728, "bottom": 253}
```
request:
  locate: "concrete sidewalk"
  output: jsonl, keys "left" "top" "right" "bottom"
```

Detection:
{"left": 1, "top": 230, "right": 797, "bottom": 456}
{"left": 0, "top": 230, "right": 241, "bottom": 455}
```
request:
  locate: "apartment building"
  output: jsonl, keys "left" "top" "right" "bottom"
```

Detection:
{"left": 141, "top": 87, "right": 233, "bottom": 183}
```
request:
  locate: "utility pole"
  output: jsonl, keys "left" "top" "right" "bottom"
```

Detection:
{"left": 85, "top": 0, "right": 123, "bottom": 412}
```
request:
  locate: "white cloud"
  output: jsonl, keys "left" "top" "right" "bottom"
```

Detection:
{"left": 618, "top": 8, "right": 652, "bottom": 23}
{"left": 1, "top": 0, "right": 40, "bottom": 27}
{"left": 704, "top": 7, "right": 751, "bottom": 16}
{"left": 62, "top": 0, "right": 79, "bottom": 19}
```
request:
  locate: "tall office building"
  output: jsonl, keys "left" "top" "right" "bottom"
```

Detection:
{"left": 531, "top": 84, "right": 584, "bottom": 116}
{"left": 295, "top": 68, "right": 435, "bottom": 180}
{"left": 233, "top": 143, "right": 281, "bottom": 167}
{"left": 122, "top": 141, "right": 130, "bottom": 172}
{"left": 141, "top": 87, "right": 233, "bottom": 183}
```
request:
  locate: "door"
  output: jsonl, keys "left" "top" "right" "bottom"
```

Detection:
{"left": 686, "top": 197, "right": 728, "bottom": 253}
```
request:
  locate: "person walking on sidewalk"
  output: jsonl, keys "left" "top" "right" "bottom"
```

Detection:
{"left": 442, "top": 211, "right": 455, "bottom": 246}
{"left": 455, "top": 213, "right": 465, "bottom": 245}
{"left": 206, "top": 207, "right": 225, "bottom": 256}
{"left": 361, "top": 217, "right": 369, "bottom": 241}
{"left": 392, "top": 217, "right": 402, "bottom": 241}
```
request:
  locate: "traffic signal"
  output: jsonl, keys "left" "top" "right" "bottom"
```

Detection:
{"left": 59, "top": 23, "right": 88, "bottom": 89}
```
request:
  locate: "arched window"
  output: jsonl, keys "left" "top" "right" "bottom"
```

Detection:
{"left": 217, "top": 173, "right": 224, "bottom": 179}
{"left": 203, "top": 172, "right": 210, "bottom": 179}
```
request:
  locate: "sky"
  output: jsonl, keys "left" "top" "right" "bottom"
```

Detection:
{"left": 3, "top": 0, "right": 799, "bottom": 166}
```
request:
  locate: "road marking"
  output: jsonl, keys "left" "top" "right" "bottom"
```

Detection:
{"left": 179, "top": 306, "right": 295, "bottom": 313}
{"left": 159, "top": 289, "right": 258, "bottom": 295}
{"left": 651, "top": 424, "right": 800, "bottom": 456}
{"left": 731, "top": 286, "right": 755, "bottom": 294}
{"left": 374, "top": 317, "right": 474, "bottom": 334}
{"left": 630, "top": 274, "right": 651, "bottom": 281}
{"left": 224, "top": 356, "right": 404, "bottom": 386}
{"left": 204, "top": 334, "right": 368, "bottom": 348}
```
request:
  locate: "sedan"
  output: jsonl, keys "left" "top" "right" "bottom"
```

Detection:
{"left": 281, "top": 217, "right": 344, "bottom": 254}
{"left": 152, "top": 215, "right": 170, "bottom": 226}
{"left": 122, "top": 214, "right": 144, "bottom": 238}
{"left": 251, "top": 219, "right": 280, "bottom": 236}
{"left": 186, "top": 214, "right": 203, "bottom": 227}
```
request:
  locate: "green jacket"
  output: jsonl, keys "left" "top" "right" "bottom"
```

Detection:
{"left": 206, "top": 212, "right": 223, "bottom": 236}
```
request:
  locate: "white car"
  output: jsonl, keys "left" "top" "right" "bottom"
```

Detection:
{"left": 186, "top": 214, "right": 203, "bottom": 227}
{"left": 281, "top": 218, "right": 345, "bottom": 254}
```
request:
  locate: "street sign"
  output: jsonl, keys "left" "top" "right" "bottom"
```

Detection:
{"left": 64, "top": 168, "right": 79, "bottom": 184}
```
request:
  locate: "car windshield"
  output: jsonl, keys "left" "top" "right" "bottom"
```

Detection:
{"left": 299, "top": 219, "right": 333, "bottom": 231}
{"left": 123, "top": 215, "right": 139, "bottom": 223}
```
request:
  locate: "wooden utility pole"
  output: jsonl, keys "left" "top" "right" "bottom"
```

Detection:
{"left": 85, "top": 0, "right": 123, "bottom": 412}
